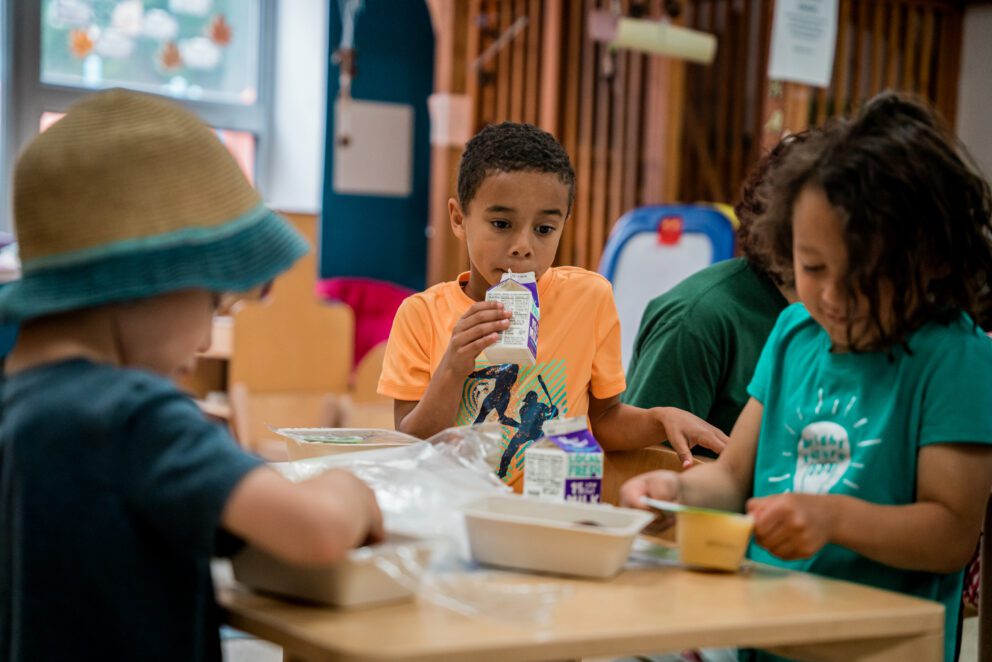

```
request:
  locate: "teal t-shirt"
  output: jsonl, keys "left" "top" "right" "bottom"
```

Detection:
{"left": 747, "top": 303, "right": 992, "bottom": 662}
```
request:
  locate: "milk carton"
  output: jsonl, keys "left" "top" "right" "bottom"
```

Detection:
{"left": 483, "top": 270, "right": 539, "bottom": 366}
{"left": 524, "top": 416, "right": 603, "bottom": 503}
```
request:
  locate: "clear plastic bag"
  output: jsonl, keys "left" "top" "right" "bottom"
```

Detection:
{"left": 270, "top": 424, "right": 571, "bottom": 625}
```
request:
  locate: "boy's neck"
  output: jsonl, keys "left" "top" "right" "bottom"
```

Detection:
{"left": 462, "top": 269, "right": 491, "bottom": 302}
{"left": 5, "top": 309, "right": 120, "bottom": 376}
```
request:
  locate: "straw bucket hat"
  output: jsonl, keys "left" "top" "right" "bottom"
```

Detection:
{"left": 0, "top": 89, "right": 309, "bottom": 323}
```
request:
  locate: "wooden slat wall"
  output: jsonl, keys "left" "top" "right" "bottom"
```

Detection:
{"left": 760, "top": 0, "right": 963, "bottom": 144}
{"left": 426, "top": 0, "right": 966, "bottom": 284}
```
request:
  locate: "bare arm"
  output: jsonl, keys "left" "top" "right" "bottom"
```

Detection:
{"left": 749, "top": 443, "right": 992, "bottom": 572}
{"left": 589, "top": 394, "right": 729, "bottom": 466}
{"left": 394, "top": 301, "right": 511, "bottom": 438}
{"left": 620, "top": 397, "right": 762, "bottom": 512}
{"left": 221, "top": 467, "right": 384, "bottom": 566}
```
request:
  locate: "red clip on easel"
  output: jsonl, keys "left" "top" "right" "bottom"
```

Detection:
{"left": 658, "top": 216, "right": 683, "bottom": 245}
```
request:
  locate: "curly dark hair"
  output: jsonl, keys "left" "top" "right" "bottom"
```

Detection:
{"left": 457, "top": 122, "right": 576, "bottom": 214}
{"left": 756, "top": 92, "right": 992, "bottom": 351}
{"left": 735, "top": 129, "right": 823, "bottom": 286}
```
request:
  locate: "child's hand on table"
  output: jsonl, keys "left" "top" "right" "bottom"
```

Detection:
{"left": 304, "top": 469, "right": 386, "bottom": 547}
{"left": 746, "top": 493, "right": 836, "bottom": 560}
{"left": 652, "top": 407, "right": 730, "bottom": 467}
{"left": 438, "top": 301, "right": 512, "bottom": 378}
{"left": 620, "top": 470, "right": 681, "bottom": 509}
{"left": 619, "top": 470, "right": 681, "bottom": 532}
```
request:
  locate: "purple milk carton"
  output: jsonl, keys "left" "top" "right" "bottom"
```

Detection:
{"left": 524, "top": 416, "right": 603, "bottom": 503}
{"left": 483, "top": 270, "right": 539, "bottom": 366}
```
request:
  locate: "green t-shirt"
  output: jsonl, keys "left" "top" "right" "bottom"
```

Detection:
{"left": 623, "top": 258, "right": 788, "bottom": 441}
{"left": 748, "top": 303, "right": 992, "bottom": 662}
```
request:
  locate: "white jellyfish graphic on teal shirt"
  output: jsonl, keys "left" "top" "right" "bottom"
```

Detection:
{"left": 766, "top": 389, "right": 881, "bottom": 494}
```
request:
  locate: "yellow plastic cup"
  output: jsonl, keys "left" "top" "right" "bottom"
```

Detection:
{"left": 676, "top": 510, "right": 754, "bottom": 572}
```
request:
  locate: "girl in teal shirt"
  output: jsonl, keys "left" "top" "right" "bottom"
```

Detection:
{"left": 622, "top": 93, "right": 992, "bottom": 662}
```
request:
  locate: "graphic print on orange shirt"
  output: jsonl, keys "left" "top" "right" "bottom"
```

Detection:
{"left": 454, "top": 359, "right": 568, "bottom": 485}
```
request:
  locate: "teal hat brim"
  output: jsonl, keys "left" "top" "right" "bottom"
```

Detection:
{"left": 0, "top": 207, "right": 309, "bottom": 324}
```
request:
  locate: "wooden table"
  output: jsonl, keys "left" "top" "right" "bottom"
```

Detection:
{"left": 218, "top": 556, "right": 944, "bottom": 662}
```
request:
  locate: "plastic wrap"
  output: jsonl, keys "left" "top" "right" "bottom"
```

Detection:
{"left": 268, "top": 424, "right": 571, "bottom": 624}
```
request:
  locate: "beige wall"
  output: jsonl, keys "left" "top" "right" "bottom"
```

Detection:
{"left": 957, "top": 5, "right": 992, "bottom": 179}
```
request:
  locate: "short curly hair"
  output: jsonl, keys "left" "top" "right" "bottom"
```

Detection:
{"left": 457, "top": 122, "right": 576, "bottom": 214}
{"left": 753, "top": 92, "right": 992, "bottom": 350}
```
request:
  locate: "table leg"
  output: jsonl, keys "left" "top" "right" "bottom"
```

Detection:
{"left": 765, "top": 628, "right": 942, "bottom": 661}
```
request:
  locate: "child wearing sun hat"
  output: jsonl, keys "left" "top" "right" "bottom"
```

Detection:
{"left": 0, "top": 89, "right": 384, "bottom": 661}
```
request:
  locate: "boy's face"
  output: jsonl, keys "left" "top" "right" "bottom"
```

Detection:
{"left": 115, "top": 289, "right": 215, "bottom": 378}
{"left": 792, "top": 185, "right": 891, "bottom": 351}
{"left": 450, "top": 170, "right": 569, "bottom": 301}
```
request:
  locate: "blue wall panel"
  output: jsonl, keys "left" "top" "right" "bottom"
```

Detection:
{"left": 320, "top": 1, "right": 434, "bottom": 291}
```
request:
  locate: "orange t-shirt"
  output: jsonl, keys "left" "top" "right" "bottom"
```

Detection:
{"left": 378, "top": 266, "right": 626, "bottom": 484}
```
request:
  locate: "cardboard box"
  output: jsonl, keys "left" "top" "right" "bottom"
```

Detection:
{"left": 524, "top": 416, "right": 603, "bottom": 503}
{"left": 276, "top": 428, "right": 417, "bottom": 461}
{"left": 483, "top": 271, "right": 539, "bottom": 366}
{"left": 232, "top": 533, "right": 432, "bottom": 607}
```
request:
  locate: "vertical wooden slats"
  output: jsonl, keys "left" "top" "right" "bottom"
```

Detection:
{"left": 755, "top": 0, "right": 776, "bottom": 158}
{"left": 479, "top": 4, "right": 496, "bottom": 127}
{"left": 466, "top": 0, "right": 482, "bottom": 127}
{"left": 834, "top": 0, "right": 851, "bottom": 116}
{"left": 557, "top": 0, "right": 583, "bottom": 265}
{"left": 573, "top": 0, "right": 597, "bottom": 269}
{"left": 935, "top": 7, "right": 962, "bottom": 127}
{"left": 538, "top": 0, "right": 561, "bottom": 134}
{"left": 919, "top": 9, "right": 935, "bottom": 98}
{"left": 427, "top": 0, "right": 966, "bottom": 282}
{"left": 607, "top": 48, "right": 629, "bottom": 239}
{"left": 590, "top": 2, "right": 612, "bottom": 269}
{"left": 851, "top": 0, "right": 868, "bottom": 109}
{"left": 886, "top": 3, "right": 902, "bottom": 89}
{"left": 622, "top": 49, "right": 644, "bottom": 214}
{"left": 643, "top": 0, "right": 669, "bottom": 204}
{"left": 903, "top": 5, "right": 919, "bottom": 93}
{"left": 496, "top": 4, "right": 511, "bottom": 120}
{"left": 525, "top": 0, "right": 542, "bottom": 125}
{"left": 729, "top": 0, "right": 749, "bottom": 195}
{"left": 713, "top": 0, "right": 729, "bottom": 196}
{"left": 510, "top": 0, "right": 527, "bottom": 122}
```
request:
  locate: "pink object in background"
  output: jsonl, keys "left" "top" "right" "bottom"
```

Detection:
{"left": 316, "top": 277, "right": 413, "bottom": 368}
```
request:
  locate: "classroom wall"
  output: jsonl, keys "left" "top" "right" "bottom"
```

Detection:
{"left": 957, "top": 4, "right": 992, "bottom": 179}
{"left": 319, "top": 0, "right": 434, "bottom": 291}
{"left": 267, "top": 0, "right": 328, "bottom": 214}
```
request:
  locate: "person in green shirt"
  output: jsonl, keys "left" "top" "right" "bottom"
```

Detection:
{"left": 622, "top": 134, "right": 811, "bottom": 445}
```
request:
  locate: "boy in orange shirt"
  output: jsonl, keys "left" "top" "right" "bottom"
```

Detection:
{"left": 379, "top": 122, "right": 728, "bottom": 486}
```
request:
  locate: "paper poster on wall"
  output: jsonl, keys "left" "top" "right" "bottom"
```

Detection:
{"left": 767, "top": 0, "right": 839, "bottom": 88}
{"left": 333, "top": 99, "right": 413, "bottom": 197}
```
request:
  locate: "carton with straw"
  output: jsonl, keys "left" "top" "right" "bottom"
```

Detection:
{"left": 483, "top": 270, "right": 539, "bottom": 366}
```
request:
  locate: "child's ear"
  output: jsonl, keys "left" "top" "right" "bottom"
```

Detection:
{"left": 449, "top": 198, "right": 466, "bottom": 240}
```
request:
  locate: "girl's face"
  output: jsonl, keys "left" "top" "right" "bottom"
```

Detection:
{"left": 792, "top": 185, "right": 891, "bottom": 351}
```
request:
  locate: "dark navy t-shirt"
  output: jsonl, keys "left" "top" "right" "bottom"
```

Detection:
{"left": 0, "top": 359, "right": 263, "bottom": 661}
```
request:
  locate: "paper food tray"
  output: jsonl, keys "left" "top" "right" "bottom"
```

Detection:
{"left": 231, "top": 533, "right": 433, "bottom": 608}
{"left": 462, "top": 495, "right": 654, "bottom": 579}
{"left": 276, "top": 427, "right": 418, "bottom": 461}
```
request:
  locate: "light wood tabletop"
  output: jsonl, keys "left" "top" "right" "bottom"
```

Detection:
{"left": 218, "top": 554, "right": 944, "bottom": 662}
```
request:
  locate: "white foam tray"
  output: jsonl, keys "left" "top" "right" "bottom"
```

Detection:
{"left": 462, "top": 495, "right": 654, "bottom": 579}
